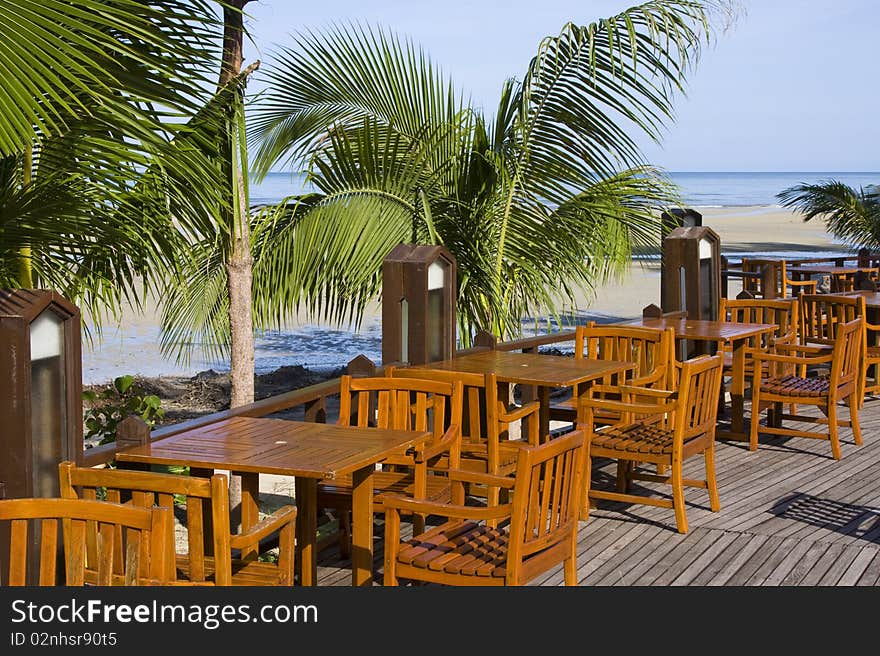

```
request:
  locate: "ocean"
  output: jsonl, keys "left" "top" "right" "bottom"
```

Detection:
{"left": 251, "top": 170, "right": 880, "bottom": 209}
{"left": 81, "top": 171, "right": 880, "bottom": 384}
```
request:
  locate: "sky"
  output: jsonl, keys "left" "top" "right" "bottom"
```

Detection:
{"left": 239, "top": 0, "right": 879, "bottom": 172}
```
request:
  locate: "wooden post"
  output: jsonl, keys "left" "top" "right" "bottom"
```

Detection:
{"left": 303, "top": 398, "right": 326, "bottom": 423}
{"left": 721, "top": 255, "right": 729, "bottom": 299}
{"left": 642, "top": 303, "right": 662, "bottom": 319}
{"left": 116, "top": 415, "right": 151, "bottom": 448}
{"left": 115, "top": 416, "right": 151, "bottom": 473}
{"left": 347, "top": 354, "right": 376, "bottom": 378}
{"left": 473, "top": 330, "right": 497, "bottom": 349}
{"left": 760, "top": 263, "right": 778, "bottom": 299}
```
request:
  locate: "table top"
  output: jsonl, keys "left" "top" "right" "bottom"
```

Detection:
{"left": 787, "top": 265, "right": 876, "bottom": 275}
{"left": 843, "top": 290, "right": 880, "bottom": 308}
{"left": 115, "top": 416, "right": 432, "bottom": 480}
{"left": 620, "top": 317, "right": 777, "bottom": 342}
{"left": 423, "top": 349, "right": 633, "bottom": 387}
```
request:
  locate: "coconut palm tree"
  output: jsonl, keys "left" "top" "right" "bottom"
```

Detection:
{"left": 0, "top": 1, "right": 227, "bottom": 329}
{"left": 229, "top": 1, "right": 738, "bottom": 346}
{"left": 777, "top": 180, "right": 880, "bottom": 250}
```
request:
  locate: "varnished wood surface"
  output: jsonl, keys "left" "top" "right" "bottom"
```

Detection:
{"left": 312, "top": 393, "right": 880, "bottom": 585}
{"left": 844, "top": 290, "right": 880, "bottom": 309}
{"left": 116, "top": 416, "right": 431, "bottom": 479}
{"left": 116, "top": 416, "right": 431, "bottom": 587}
{"left": 423, "top": 349, "right": 633, "bottom": 387}
{"left": 305, "top": 370, "right": 880, "bottom": 586}
{"left": 620, "top": 318, "right": 777, "bottom": 343}
{"left": 788, "top": 265, "right": 876, "bottom": 275}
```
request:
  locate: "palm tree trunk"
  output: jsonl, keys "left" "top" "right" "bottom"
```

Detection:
{"left": 219, "top": 0, "right": 254, "bottom": 525}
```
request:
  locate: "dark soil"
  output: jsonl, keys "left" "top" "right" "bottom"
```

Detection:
{"left": 83, "top": 365, "right": 344, "bottom": 427}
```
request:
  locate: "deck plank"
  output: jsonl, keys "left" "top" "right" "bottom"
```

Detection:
{"left": 308, "top": 395, "right": 880, "bottom": 586}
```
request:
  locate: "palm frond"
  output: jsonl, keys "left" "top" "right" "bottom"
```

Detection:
{"left": 249, "top": 21, "right": 465, "bottom": 178}
{"left": 0, "top": 0, "right": 221, "bottom": 157}
{"left": 778, "top": 180, "right": 880, "bottom": 249}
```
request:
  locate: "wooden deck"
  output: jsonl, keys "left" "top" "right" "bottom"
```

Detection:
{"left": 313, "top": 400, "right": 880, "bottom": 586}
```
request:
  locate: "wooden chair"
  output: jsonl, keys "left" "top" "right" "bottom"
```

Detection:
{"left": 0, "top": 497, "right": 173, "bottom": 586}
{"left": 749, "top": 317, "right": 864, "bottom": 460}
{"left": 386, "top": 367, "right": 540, "bottom": 509}
{"left": 718, "top": 295, "right": 799, "bottom": 401}
{"left": 381, "top": 427, "right": 589, "bottom": 586}
{"left": 861, "top": 313, "right": 880, "bottom": 399}
{"left": 742, "top": 258, "right": 817, "bottom": 298}
{"left": 798, "top": 293, "right": 865, "bottom": 349}
{"left": 58, "top": 462, "right": 297, "bottom": 586}
{"left": 317, "top": 375, "right": 464, "bottom": 557}
{"left": 549, "top": 321, "right": 675, "bottom": 426}
{"left": 579, "top": 354, "right": 724, "bottom": 534}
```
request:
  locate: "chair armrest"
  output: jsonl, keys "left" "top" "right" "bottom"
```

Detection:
{"left": 750, "top": 351, "right": 833, "bottom": 366}
{"left": 629, "top": 367, "right": 668, "bottom": 388}
{"left": 229, "top": 505, "right": 297, "bottom": 550}
{"left": 774, "top": 343, "right": 833, "bottom": 355}
{"left": 499, "top": 401, "right": 539, "bottom": 423}
{"left": 411, "top": 424, "right": 460, "bottom": 463}
{"left": 579, "top": 397, "right": 678, "bottom": 416}
{"left": 448, "top": 468, "right": 516, "bottom": 489}
{"left": 380, "top": 495, "right": 513, "bottom": 521}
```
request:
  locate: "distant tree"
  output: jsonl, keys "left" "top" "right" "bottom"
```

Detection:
{"left": 777, "top": 181, "right": 880, "bottom": 250}
{"left": 242, "top": 0, "right": 739, "bottom": 344}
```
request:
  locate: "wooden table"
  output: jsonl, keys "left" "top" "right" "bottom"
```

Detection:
{"left": 619, "top": 317, "right": 777, "bottom": 441}
{"left": 422, "top": 350, "right": 634, "bottom": 438}
{"left": 115, "top": 416, "right": 432, "bottom": 587}
{"left": 787, "top": 265, "right": 878, "bottom": 292}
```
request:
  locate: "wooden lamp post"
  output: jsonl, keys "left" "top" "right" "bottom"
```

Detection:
{"left": 0, "top": 289, "right": 83, "bottom": 584}
{"left": 381, "top": 244, "right": 457, "bottom": 366}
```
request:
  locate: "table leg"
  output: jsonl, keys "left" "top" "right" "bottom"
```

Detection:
{"left": 730, "top": 338, "right": 746, "bottom": 435}
{"left": 538, "top": 386, "right": 550, "bottom": 442}
{"left": 350, "top": 466, "right": 374, "bottom": 587}
{"left": 238, "top": 472, "right": 260, "bottom": 560}
{"left": 295, "top": 477, "right": 317, "bottom": 586}
{"left": 716, "top": 337, "right": 750, "bottom": 442}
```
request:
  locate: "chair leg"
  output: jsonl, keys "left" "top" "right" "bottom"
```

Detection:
{"left": 564, "top": 536, "right": 578, "bottom": 586}
{"left": 705, "top": 443, "right": 720, "bottom": 512}
{"left": 848, "top": 394, "right": 863, "bottom": 446}
{"left": 615, "top": 460, "right": 629, "bottom": 494}
{"left": 580, "top": 454, "right": 593, "bottom": 521}
{"left": 671, "top": 455, "right": 688, "bottom": 534}
{"left": 382, "top": 510, "right": 400, "bottom": 586}
{"left": 828, "top": 401, "right": 841, "bottom": 460}
{"left": 749, "top": 388, "right": 763, "bottom": 452}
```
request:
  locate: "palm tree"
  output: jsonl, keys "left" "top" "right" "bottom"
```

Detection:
{"left": 777, "top": 180, "right": 880, "bottom": 250}
{"left": 0, "top": 1, "right": 227, "bottom": 330}
{"left": 231, "top": 1, "right": 738, "bottom": 347}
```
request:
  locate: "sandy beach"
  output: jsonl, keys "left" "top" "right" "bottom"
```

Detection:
{"left": 82, "top": 205, "right": 844, "bottom": 387}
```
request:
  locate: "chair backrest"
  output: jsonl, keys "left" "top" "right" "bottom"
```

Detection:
{"left": 505, "top": 428, "right": 588, "bottom": 584}
{"left": 673, "top": 354, "right": 724, "bottom": 445}
{"left": 58, "top": 462, "right": 231, "bottom": 585}
{"left": 719, "top": 296, "right": 799, "bottom": 349}
{"left": 0, "top": 497, "right": 172, "bottom": 586}
{"left": 337, "top": 374, "right": 463, "bottom": 439}
{"left": 384, "top": 367, "right": 521, "bottom": 446}
{"left": 575, "top": 322, "right": 674, "bottom": 389}
{"left": 830, "top": 317, "right": 864, "bottom": 394}
{"left": 798, "top": 293, "right": 865, "bottom": 347}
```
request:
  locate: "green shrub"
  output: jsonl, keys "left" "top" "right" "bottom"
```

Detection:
{"left": 83, "top": 375, "right": 165, "bottom": 446}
